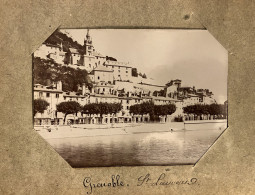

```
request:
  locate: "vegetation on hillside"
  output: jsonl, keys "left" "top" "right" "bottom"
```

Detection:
{"left": 44, "top": 30, "right": 84, "bottom": 52}
{"left": 33, "top": 57, "right": 93, "bottom": 92}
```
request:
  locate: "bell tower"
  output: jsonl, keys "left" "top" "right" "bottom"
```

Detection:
{"left": 84, "top": 29, "right": 94, "bottom": 55}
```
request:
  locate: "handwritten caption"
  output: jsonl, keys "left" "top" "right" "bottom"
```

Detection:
{"left": 83, "top": 172, "right": 198, "bottom": 194}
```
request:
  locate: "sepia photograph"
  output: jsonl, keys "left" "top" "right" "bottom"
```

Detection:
{"left": 33, "top": 29, "right": 228, "bottom": 168}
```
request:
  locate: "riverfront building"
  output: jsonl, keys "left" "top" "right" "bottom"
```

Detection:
{"left": 33, "top": 29, "right": 218, "bottom": 125}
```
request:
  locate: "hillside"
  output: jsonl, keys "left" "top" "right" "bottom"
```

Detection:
{"left": 44, "top": 30, "right": 84, "bottom": 54}
{"left": 33, "top": 57, "right": 92, "bottom": 92}
{"left": 44, "top": 29, "right": 118, "bottom": 61}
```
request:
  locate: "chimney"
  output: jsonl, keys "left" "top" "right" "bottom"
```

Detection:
{"left": 56, "top": 81, "right": 62, "bottom": 91}
{"left": 46, "top": 79, "right": 51, "bottom": 86}
{"left": 82, "top": 83, "right": 86, "bottom": 95}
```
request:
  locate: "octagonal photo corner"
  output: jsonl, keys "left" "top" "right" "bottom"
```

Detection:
{"left": 32, "top": 28, "right": 228, "bottom": 168}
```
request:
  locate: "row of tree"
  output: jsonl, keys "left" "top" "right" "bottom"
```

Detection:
{"left": 129, "top": 102, "right": 176, "bottom": 121}
{"left": 57, "top": 101, "right": 123, "bottom": 123}
{"left": 183, "top": 104, "right": 227, "bottom": 116}
{"left": 131, "top": 68, "right": 147, "bottom": 78}
{"left": 34, "top": 99, "right": 122, "bottom": 124}
{"left": 34, "top": 99, "right": 177, "bottom": 123}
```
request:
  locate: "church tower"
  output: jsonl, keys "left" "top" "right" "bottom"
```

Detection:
{"left": 84, "top": 29, "right": 94, "bottom": 56}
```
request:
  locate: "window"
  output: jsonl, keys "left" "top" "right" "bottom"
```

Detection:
{"left": 127, "top": 100, "right": 129, "bottom": 104}
{"left": 46, "top": 93, "right": 50, "bottom": 97}
{"left": 64, "top": 97, "right": 66, "bottom": 100}
{"left": 56, "top": 94, "right": 59, "bottom": 98}
{"left": 39, "top": 92, "right": 43, "bottom": 97}
{"left": 89, "top": 64, "right": 91, "bottom": 68}
{"left": 126, "top": 71, "right": 128, "bottom": 73}
{"left": 127, "top": 106, "right": 129, "bottom": 109}
{"left": 98, "top": 76, "right": 100, "bottom": 80}
{"left": 103, "top": 88, "right": 105, "bottom": 92}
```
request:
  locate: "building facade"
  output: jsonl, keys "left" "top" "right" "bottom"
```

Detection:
{"left": 33, "top": 30, "right": 219, "bottom": 125}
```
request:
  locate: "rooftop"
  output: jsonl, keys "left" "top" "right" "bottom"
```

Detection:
{"left": 104, "top": 60, "right": 132, "bottom": 68}
{"left": 69, "top": 48, "right": 79, "bottom": 54}
{"left": 93, "top": 65, "right": 113, "bottom": 72}
{"left": 34, "top": 84, "right": 63, "bottom": 93}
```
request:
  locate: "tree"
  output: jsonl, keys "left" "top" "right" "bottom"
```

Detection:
{"left": 140, "top": 101, "right": 154, "bottom": 116}
{"left": 56, "top": 101, "right": 81, "bottom": 124}
{"left": 130, "top": 102, "right": 176, "bottom": 122}
{"left": 132, "top": 68, "right": 138, "bottom": 77}
{"left": 154, "top": 104, "right": 176, "bottom": 116}
{"left": 106, "top": 56, "right": 117, "bottom": 61}
{"left": 183, "top": 104, "right": 226, "bottom": 118}
{"left": 83, "top": 103, "right": 122, "bottom": 123}
{"left": 130, "top": 104, "right": 142, "bottom": 115}
{"left": 34, "top": 99, "right": 49, "bottom": 117}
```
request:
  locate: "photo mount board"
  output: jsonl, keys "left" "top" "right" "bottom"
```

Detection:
{"left": 0, "top": 1, "right": 254, "bottom": 194}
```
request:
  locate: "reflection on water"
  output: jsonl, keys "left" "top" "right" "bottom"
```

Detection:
{"left": 47, "top": 123, "right": 225, "bottom": 168}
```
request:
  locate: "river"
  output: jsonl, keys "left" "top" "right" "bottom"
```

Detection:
{"left": 44, "top": 122, "right": 226, "bottom": 167}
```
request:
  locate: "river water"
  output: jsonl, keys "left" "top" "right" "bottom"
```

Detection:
{"left": 46, "top": 122, "right": 226, "bottom": 167}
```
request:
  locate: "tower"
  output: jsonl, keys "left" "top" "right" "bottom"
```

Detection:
{"left": 84, "top": 29, "right": 94, "bottom": 55}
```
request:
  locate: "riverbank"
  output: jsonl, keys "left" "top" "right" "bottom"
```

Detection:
{"left": 35, "top": 121, "right": 226, "bottom": 140}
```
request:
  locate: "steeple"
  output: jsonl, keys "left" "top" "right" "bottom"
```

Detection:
{"left": 84, "top": 29, "right": 94, "bottom": 55}
{"left": 86, "top": 29, "right": 91, "bottom": 41}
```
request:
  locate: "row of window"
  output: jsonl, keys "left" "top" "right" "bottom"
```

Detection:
{"left": 105, "top": 65, "right": 130, "bottom": 70}
{"left": 38, "top": 92, "right": 59, "bottom": 98}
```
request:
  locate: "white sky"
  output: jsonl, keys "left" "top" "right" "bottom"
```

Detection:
{"left": 61, "top": 29, "right": 228, "bottom": 104}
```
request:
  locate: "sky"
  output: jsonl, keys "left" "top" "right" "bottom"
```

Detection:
{"left": 61, "top": 29, "right": 228, "bottom": 104}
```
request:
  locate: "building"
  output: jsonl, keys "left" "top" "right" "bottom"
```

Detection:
{"left": 89, "top": 65, "right": 114, "bottom": 84}
{"left": 104, "top": 60, "right": 132, "bottom": 81}
{"left": 33, "top": 81, "right": 64, "bottom": 125}
{"left": 33, "top": 29, "right": 219, "bottom": 125}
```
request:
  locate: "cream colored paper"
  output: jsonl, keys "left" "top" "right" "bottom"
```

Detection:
{"left": 0, "top": 1, "right": 254, "bottom": 194}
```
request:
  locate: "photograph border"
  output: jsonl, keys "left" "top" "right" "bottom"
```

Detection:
{"left": 0, "top": 1, "right": 254, "bottom": 194}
